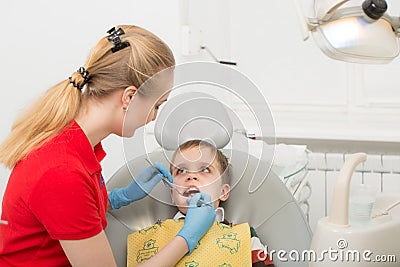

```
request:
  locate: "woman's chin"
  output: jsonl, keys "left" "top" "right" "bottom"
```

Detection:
{"left": 120, "top": 129, "right": 136, "bottom": 138}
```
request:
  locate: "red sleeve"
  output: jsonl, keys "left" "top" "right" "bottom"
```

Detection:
{"left": 250, "top": 232, "right": 275, "bottom": 267}
{"left": 252, "top": 250, "right": 274, "bottom": 266}
{"left": 29, "top": 166, "right": 103, "bottom": 240}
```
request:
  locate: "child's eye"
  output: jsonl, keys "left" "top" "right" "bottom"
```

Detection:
{"left": 200, "top": 167, "right": 210, "bottom": 173}
{"left": 176, "top": 168, "right": 186, "bottom": 174}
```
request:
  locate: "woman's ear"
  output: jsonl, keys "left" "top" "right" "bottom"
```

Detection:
{"left": 219, "top": 184, "right": 231, "bottom": 202}
{"left": 121, "top": 86, "right": 138, "bottom": 109}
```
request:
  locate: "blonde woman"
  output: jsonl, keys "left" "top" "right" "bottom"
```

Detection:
{"left": 0, "top": 26, "right": 215, "bottom": 267}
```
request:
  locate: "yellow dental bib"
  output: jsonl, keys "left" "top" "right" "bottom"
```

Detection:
{"left": 127, "top": 219, "right": 252, "bottom": 267}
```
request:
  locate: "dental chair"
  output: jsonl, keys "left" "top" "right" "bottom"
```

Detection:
{"left": 105, "top": 93, "right": 313, "bottom": 267}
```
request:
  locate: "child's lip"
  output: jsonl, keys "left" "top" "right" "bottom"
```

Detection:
{"left": 182, "top": 186, "right": 200, "bottom": 197}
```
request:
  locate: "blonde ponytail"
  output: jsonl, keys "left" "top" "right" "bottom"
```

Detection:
{"left": 0, "top": 25, "right": 175, "bottom": 169}
{"left": 0, "top": 80, "right": 82, "bottom": 169}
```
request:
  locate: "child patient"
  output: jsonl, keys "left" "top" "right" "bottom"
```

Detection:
{"left": 169, "top": 139, "right": 274, "bottom": 267}
{"left": 128, "top": 140, "right": 274, "bottom": 267}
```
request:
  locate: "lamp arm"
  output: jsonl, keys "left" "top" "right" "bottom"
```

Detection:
{"left": 389, "top": 16, "right": 400, "bottom": 36}
{"left": 317, "top": 0, "right": 351, "bottom": 21}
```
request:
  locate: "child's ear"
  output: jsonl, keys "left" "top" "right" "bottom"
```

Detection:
{"left": 219, "top": 184, "right": 230, "bottom": 201}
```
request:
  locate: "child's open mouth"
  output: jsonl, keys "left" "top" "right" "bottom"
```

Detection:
{"left": 182, "top": 187, "right": 200, "bottom": 197}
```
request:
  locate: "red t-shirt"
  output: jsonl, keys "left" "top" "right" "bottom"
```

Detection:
{"left": 0, "top": 120, "right": 108, "bottom": 267}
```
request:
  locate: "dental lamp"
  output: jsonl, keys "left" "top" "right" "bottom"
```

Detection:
{"left": 294, "top": 0, "right": 400, "bottom": 64}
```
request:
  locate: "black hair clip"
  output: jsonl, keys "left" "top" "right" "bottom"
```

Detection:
{"left": 107, "top": 27, "right": 130, "bottom": 53}
{"left": 78, "top": 67, "right": 90, "bottom": 83}
{"left": 69, "top": 77, "right": 84, "bottom": 91}
{"left": 68, "top": 67, "right": 90, "bottom": 91}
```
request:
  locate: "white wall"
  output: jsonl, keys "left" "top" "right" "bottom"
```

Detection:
{"left": 229, "top": 0, "right": 400, "bottom": 141}
{"left": 177, "top": 0, "right": 400, "bottom": 142}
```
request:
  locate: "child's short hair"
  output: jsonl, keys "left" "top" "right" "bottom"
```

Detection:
{"left": 171, "top": 139, "right": 232, "bottom": 185}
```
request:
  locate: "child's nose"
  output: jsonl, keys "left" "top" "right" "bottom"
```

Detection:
{"left": 185, "top": 173, "right": 199, "bottom": 181}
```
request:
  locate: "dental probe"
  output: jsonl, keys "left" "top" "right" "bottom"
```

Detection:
{"left": 144, "top": 158, "right": 213, "bottom": 207}
{"left": 0, "top": 220, "right": 8, "bottom": 225}
{"left": 144, "top": 158, "right": 176, "bottom": 190}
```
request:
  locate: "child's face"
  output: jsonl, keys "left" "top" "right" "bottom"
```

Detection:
{"left": 170, "top": 146, "right": 230, "bottom": 214}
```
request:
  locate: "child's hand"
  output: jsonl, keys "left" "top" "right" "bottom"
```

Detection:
{"left": 177, "top": 193, "right": 216, "bottom": 254}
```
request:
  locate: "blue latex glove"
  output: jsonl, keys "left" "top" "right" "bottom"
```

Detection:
{"left": 177, "top": 193, "right": 216, "bottom": 254}
{"left": 108, "top": 162, "right": 173, "bottom": 210}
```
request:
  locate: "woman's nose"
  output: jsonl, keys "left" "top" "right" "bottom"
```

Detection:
{"left": 152, "top": 109, "right": 158, "bottom": 121}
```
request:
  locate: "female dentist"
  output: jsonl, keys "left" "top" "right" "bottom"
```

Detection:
{"left": 0, "top": 25, "right": 215, "bottom": 267}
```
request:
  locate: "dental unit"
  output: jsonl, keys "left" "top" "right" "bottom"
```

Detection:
{"left": 310, "top": 153, "right": 400, "bottom": 266}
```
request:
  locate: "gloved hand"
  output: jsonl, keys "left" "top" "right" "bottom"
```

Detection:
{"left": 177, "top": 193, "right": 216, "bottom": 254}
{"left": 108, "top": 162, "right": 173, "bottom": 210}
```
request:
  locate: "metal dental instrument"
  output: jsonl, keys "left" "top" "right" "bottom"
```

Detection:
{"left": 144, "top": 158, "right": 213, "bottom": 207}
{"left": 144, "top": 158, "right": 174, "bottom": 190}
{"left": 0, "top": 220, "right": 8, "bottom": 225}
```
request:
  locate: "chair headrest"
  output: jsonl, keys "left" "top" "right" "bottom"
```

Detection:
{"left": 154, "top": 92, "right": 233, "bottom": 151}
